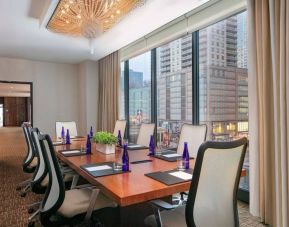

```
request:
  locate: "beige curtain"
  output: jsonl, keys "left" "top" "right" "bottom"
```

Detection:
{"left": 97, "top": 51, "right": 120, "bottom": 132}
{"left": 248, "top": 0, "right": 289, "bottom": 226}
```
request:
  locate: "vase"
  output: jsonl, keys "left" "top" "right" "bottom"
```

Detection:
{"left": 95, "top": 143, "right": 116, "bottom": 154}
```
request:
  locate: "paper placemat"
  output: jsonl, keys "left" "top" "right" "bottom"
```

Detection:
{"left": 145, "top": 168, "right": 194, "bottom": 185}
{"left": 81, "top": 162, "right": 130, "bottom": 177}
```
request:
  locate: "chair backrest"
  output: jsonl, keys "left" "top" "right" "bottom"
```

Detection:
{"left": 177, "top": 124, "right": 207, "bottom": 158}
{"left": 38, "top": 134, "right": 65, "bottom": 225}
{"left": 30, "top": 128, "right": 47, "bottom": 190}
{"left": 22, "top": 123, "right": 36, "bottom": 169}
{"left": 136, "top": 123, "right": 155, "bottom": 147}
{"left": 185, "top": 137, "right": 247, "bottom": 227}
{"left": 55, "top": 121, "right": 78, "bottom": 138}
{"left": 113, "top": 120, "right": 127, "bottom": 137}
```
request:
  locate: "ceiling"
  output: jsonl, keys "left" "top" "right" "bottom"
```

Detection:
{"left": 0, "top": 83, "right": 31, "bottom": 97}
{"left": 0, "top": 0, "right": 210, "bottom": 64}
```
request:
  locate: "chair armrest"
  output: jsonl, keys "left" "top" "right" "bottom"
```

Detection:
{"left": 150, "top": 199, "right": 177, "bottom": 210}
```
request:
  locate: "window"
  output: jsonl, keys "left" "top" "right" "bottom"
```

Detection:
{"left": 120, "top": 10, "right": 249, "bottom": 198}
{"left": 156, "top": 34, "right": 192, "bottom": 148}
{"left": 199, "top": 11, "right": 249, "bottom": 191}
{"left": 128, "top": 51, "right": 151, "bottom": 143}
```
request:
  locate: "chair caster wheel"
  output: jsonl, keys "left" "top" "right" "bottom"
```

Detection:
{"left": 28, "top": 222, "right": 35, "bottom": 227}
{"left": 16, "top": 186, "right": 22, "bottom": 191}
{"left": 28, "top": 207, "right": 34, "bottom": 214}
{"left": 20, "top": 192, "right": 26, "bottom": 197}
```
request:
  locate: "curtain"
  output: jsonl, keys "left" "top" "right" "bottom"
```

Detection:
{"left": 97, "top": 51, "right": 120, "bottom": 132}
{"left": 248, "top": 0, "right": 289, "bottom": 226}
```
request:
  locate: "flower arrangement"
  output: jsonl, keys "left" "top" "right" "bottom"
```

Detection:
{"left": 92, "top": 131, "right": 118, "bottom": 145}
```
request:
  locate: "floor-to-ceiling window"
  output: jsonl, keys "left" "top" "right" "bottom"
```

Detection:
{"left": 128, "top": 51, "right": 152, "bottom": 143}
{"left": 198, "top": 11, "right": 249, "bottom": 193}
{"left": 156, "top": 34, "right": 193, "bottom": 148}
{"left": 121, "top": 10, "right": 249, "bottom": 200}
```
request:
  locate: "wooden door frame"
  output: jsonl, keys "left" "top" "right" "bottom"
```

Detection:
{"left": 0, "top": 80, "right": 33, "bottom": 127}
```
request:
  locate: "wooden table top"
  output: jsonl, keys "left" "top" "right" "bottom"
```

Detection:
{"left": 55, "top": 139, "right": 246, "bottom": 207}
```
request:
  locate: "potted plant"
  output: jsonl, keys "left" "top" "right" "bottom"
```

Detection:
{"left": 92, "top": 131, "right": 118, "bottom": 154}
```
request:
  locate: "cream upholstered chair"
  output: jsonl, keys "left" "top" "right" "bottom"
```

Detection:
{"left": 34, "top": 134, "right": 117, "bottom": 227}
{"left": 113, "top": 120, "right": 127, "bottom": 137}
{"left": 55, "top": 121, "right": 78, "bottom": 138}
{"left": 145, "top": 137, "right": 248, "bottom": 227}
{"left": 136, "top": 123, "right": 155, "bottom": 147}
{"left": 177, "top": 124, "right": 207, "bottom": 158}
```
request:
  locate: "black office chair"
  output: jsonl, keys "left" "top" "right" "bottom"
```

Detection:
{"left": 27, "top": 128, "right": 78, "bottom": 215}
{"left": 145, "top": 137, "right": 248, "bottom": 227}
{"left": 28, "top": 133, "right": 117, "bottom": 227}
{"left": 16, "top": 123, "right": 38, "bottom": 196}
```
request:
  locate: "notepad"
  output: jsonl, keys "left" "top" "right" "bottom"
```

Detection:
{"left": 169, "top": 171, "right": 192, "bottom": 180}
{"left": 162, "top": 153, "right": 181, "bottom": 158}
{"left": 62, "top": 150, "right": 81, "bottom": 155}
{"left": 85, "top": 165, "right": 112, "bottom": 172}
{"left": 128, "top": 144, "right": 143, "bottom": 148}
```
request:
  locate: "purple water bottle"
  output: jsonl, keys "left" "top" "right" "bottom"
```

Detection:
{"left": 66, "top": 129, "right": 70, "bottom": 145}
{"left": 122, "top": 144, "right": 129, "bottom": 171}
{"left": 86, "top": 134, "right": 91, "bottom": 155}
{"left": 61, "top": 126, "right": 65, "bottom": 144}
{"left": 118, "top": 130, "right": 122, "bottom": 147}
{"left": 149, "top": 135, "right": 155, "bottom": 156}
{"left": 90, "top": 126, "right": 93, "bottom": 138}
{"left": 182, "top": 142, "right": 190, "bottom": 170}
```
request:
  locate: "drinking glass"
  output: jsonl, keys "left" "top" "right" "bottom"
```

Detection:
{"left": 177, "top": 157, "right": 185, "bottom": 171}
{"left": 155, "top": 144, "right": 163, "bottom": 156}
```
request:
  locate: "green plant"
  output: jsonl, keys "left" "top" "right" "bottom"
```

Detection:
{"left": 92, "top": 131, "right": 118, "bottom": 145}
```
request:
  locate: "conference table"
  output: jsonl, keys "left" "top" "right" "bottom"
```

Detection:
{"left": 54, "top": 138, "right": 246, "bottom": 226}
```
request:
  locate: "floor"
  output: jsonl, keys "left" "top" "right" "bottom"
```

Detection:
{"left": 0, "top": 127, "right": 266, "bottom": 227}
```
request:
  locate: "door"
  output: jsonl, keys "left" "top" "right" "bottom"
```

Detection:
{"left": 4, "top": 97, "right": 28, "bottom": 126}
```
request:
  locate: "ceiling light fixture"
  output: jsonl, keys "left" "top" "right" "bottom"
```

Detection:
{"left": 47, "top": 0, "right": 146, "bottom": 54}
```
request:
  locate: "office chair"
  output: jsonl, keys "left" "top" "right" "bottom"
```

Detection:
{"left": 145, "top": 137, "right": 248, "bottom": 227}
{"left": 16, "top": 123, "right": 38, "bottom": 196}
{"left": 28, "top": 133, "right": 117, "bottom": 227}
{"left": 136, "top": 123, "right": 155, "bottom": 147}
{"left": 177, "top": 124, "right": 207, "bottom": 158}
{"left": 56, "top": 121, "right": 78, "bottom": 138}
{"left": 27, "top": 128, "right": 79, "bottom": 214}
{"left": 175, "top": 124, "right": 207, "bottom": 204}
{"left": 113, "top": 120, "right": 127, "bottom": 137}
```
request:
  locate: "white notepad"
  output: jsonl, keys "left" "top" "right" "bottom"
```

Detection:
{"left": 169, "top": 171, "right": 192, "bottom": 180}
{"left": 162, "top": 153, "right": 181, "bottom": 158}
{"left": 86, "top": 165, "right": 112, "bottom": 172}
{"left": 62, "top": 150, "right": 81, "bottom": 154}
{"left": 128, "top": 144, "right": 142, "bottom": 148}
{"left": 53, "top": 141, "right": 63, "bottom": 145}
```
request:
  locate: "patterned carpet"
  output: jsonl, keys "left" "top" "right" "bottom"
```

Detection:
{"left": 0, "top": 127, "right": 266, "bottom": 227}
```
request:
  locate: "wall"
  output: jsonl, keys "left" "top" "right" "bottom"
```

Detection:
{"left": 0, "top": 57, "right": 80, "bottom": 136}
{"left": 78, "top": 60, "right": 99, "bottom": 135}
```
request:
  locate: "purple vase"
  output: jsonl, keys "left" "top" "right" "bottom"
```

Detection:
{"left": 122, "top": 144, "right": 129, "bottom": 171}
{"left": 182, "top": 142, "right": 190, "bottom": 170}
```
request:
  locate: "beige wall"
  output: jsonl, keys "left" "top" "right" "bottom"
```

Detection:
{"left": 78, "top": 60, "right": 99, "bottom": 136}
{"left": 0, "top": 57, "right": 99, "bottom": 136}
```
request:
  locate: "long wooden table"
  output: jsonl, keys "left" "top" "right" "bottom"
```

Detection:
{"left": 55, "top": 140, "right": 196, "bottom": 207}
{"left": 55, "top": 139, "right": 247, "bottom": 208}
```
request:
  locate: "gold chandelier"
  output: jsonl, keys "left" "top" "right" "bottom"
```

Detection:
{"left": 47, "top": 0, "right": 144, "bottom": 39}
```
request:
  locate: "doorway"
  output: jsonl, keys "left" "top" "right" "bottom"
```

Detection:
{"left": 0, "top": 81, "right": 33, "bottom": 127}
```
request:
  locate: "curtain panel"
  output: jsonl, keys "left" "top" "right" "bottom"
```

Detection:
{"left": 248, "top": 0, "right": 289, "bottom": 226}
{"left": 97, "top": 51, "right": 120, "bottom": 132}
